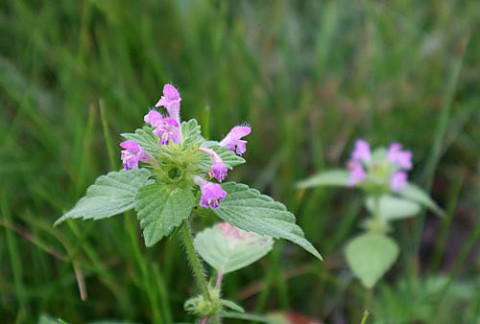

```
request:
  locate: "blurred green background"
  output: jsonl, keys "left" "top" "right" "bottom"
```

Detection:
{"left": 1, "top": 1, "right": 480, "bottom": 323}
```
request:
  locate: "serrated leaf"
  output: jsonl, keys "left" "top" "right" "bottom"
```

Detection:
{"left": 213, "top": 182, "right": 322, "bottom": 260}
{"left": 135, "top": 183, "right": 195, "bottom": 247}
{"left": 194, "top": 223, "right": 273, "bottom": 273}
{"left": 220, "top": 299, "right": 245, "bottom": 313}
{"left": 121, "top": 126, "right": 163, "bottom": 157}
{"left": 55, "top": 169, "right": 151, "bottom": 225}
{"left": 400, "top": 183, "right": 444, "bottom": 216}
{"left": 182, "top": 119, "right": 204, "bottom": 147}
{"left": 296, "top": 169, "right": 350, "bottom": 189}
{"left": 366, "top": 195, "right": 421, "bottom": 221}
{"left": 345, "top": 233, "right": 399, "bottom": 288}
{"left": 198, "top": 143, "right": 246, "bottom": 171}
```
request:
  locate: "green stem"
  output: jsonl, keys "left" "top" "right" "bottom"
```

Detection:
{"left": 180, "top": 219, "right": 211, "bottom": 302}
{"left": 360, "top": 308, "right": 370, "bottom": 324}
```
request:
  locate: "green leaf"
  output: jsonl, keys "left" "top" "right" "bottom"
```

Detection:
{"left": 296, "top": 169, "right": 350, "bottom": 189}
{"left": 198, "top": 143, "right": 246, "bottom": 171}
{"left": 213, "top": 182, "right": 322, "bottom": 260}
{"left": 182, "top": 119, "right": 204, "bottom": 147}
{"left": 366, "top": 195, "right": 421, "bottom": 221}
{"left": 55, "top": 169, "right": 151, "bottom": 225}
{"left": 121, "top": 126, "right": 163, "bottom": 157}
{"left": 400, "top": 183, "right": 444, "bottom": 216}
{"left": 194, "top": 223, "right": 274, "bottom": 274}
{"left": 220, "top": 299, "right": 245, "bottom": 313}
{"left": 345, "top": 233, "right": 399, "bottom": 288}
{"left": 135, "top": 183, "right": 195, "bottom": 247}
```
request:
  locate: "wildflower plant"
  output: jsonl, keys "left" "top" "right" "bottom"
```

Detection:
{"left": 56, "top": 84, "right": 321, "bottom": 322}
{"left": 297, "top": 139, "right": 442, "bottom": 288}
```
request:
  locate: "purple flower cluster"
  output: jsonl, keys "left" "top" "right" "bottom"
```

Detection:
{"left": 119, "top": 84, "right": 251, "bottom": 209}
{"left": 348, "top": 139, "right": 412, "bottom": 192}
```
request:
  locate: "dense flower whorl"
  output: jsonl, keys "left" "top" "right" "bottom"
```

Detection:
{"left": 120, "top": 84, "right": 251, "bottom": 209}
{"left": 219, "top": 125, "right": 251, "bottom": 156}
{"left": 347, "top": 139, "right": 413, "bottom": 192}
{"left": 120, "top": 140, "right": 150, "bottom": 170}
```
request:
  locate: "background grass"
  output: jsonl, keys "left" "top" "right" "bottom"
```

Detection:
{"left": 1, "top": 0, "right": 480, "bottom": 323}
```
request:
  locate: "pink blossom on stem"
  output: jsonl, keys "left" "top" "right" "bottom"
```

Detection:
{"left": 144, "top": 110, "right": 181, "bottom": 145}
{"left": 348, "top": 160, "right": 367, "bottom": 186}
{"left": 390, "top": 171, "right": 408, "bottom": 192}
{"left": 194, "top": 176, "right": 227, "bottom": 209}
{"left": 351, "top": 139, "right": 371, "bottom": 163}
{"left": 219, "top": 125, "right": 251, "bottom": 156}
{"left": 152, "top": 117, "right": 181, "bottom": 145}
{"left": 155, "top": 84, "right": 181, "bottom": 122}
{"left": 199, "top": 148, "right": 230, "bottom": 181}
{"left": 144, "top": 110, "right": 164, "bottom": 127}
{"left": 387, "top": 143, "right": 412, "bottom": 170}
{"left": 120, "top": 140, "right": 150, "bottom": 170}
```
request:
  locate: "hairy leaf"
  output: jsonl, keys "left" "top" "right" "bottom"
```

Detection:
{"left": 135, "top": 183, "right": 195, "bottom": 247}
{"left": 212, "top": 182, "right": 322, "bottom": 260}
{"left": 55, "top": 169, "right": 151, "bottom": 225}
{"left": 182, "top": 119, "right": 204, "bottom": 147}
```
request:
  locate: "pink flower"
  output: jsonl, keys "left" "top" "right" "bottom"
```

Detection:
{"left": 199, "top": 147, "right": 230, "bottom": 181}
{"left": 144, "top": 110, "right": 181, "bottom": 145}
{"left": 144, "top": 110, "right": 164, "bottom": 127}
{"left": 348, "top": 160, "right": 367, "bottom": 186}
{"left": 155, "top": 84, "right": 181, "bottom": 122}
{"left": 219, "top": 125, "right": 251, "bottom": 156}
{"left": 194, "top": 176, "right": 227, "bottom": 209}
{"left": 120, "top": 140, "right": 150, "bottom": 170}
{"left": 390, "top": 171, "right": 408, "bottom": 192}
{"left": 153, "top": 117, "right": 181, "bottom": 145}
{"left": 351, "top": 139, "right": 371, "bottom": 163}
{"left": 387, "top": 143, "right": 412, "bottom": 170}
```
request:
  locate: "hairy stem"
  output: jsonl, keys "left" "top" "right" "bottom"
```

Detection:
{"left": 180, "top": 219, "right": 211, "bottom": 302}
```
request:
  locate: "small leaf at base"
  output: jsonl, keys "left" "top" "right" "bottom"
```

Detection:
{"left": 345, "top": 233, "right": 399, "bottom": 288}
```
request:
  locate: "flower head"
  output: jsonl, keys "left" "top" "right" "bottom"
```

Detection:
{"left": 194, "top": 176, "right": 227, "bottom": 209}
{"left": 390, "top": 171, "right": 408, "bottom": 192}
{"left": 199, "top": 147, "right": 230, "bottom": 181}
{"left": 120, "top": 140, "right": 150, "bottom": 170}
{"left": 351, "top": 139, "right": 371, "bottom": 163}
{"left": 155, "top": 84, "right": 181, "bottom": 122}
{"left": 219, "top": 125, "right": 251, "bottom": 156}
{"left": 387, "top": 143, "right": 412, "bottom": 170}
